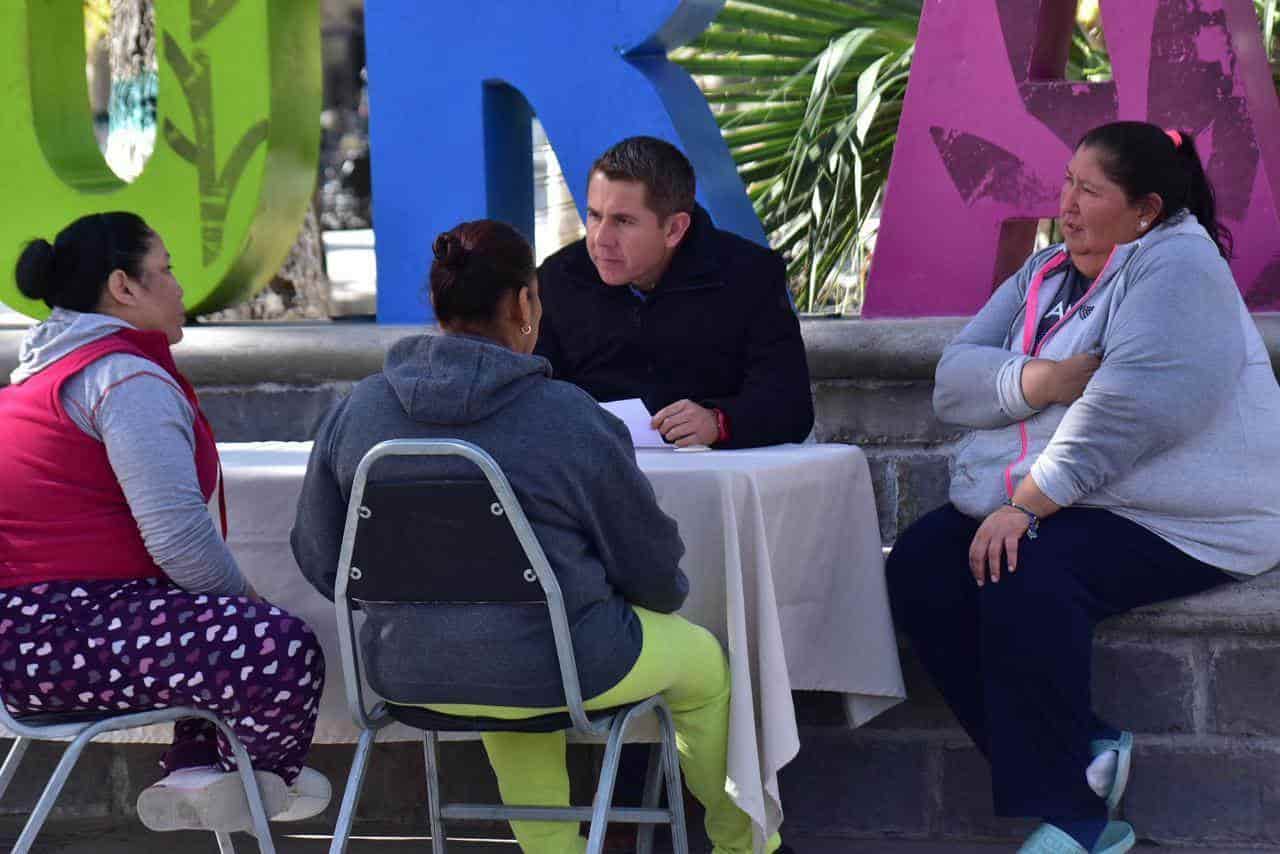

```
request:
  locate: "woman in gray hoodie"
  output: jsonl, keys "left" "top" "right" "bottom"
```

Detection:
{"left": 886, "top": 122, "right": 1280, "bottom": 854}
{"left": 291, "top": 219, "right": 776, "bottom": 854}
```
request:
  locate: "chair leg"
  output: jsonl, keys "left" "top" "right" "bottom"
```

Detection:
{"left": 208, "top": 717, "right": 276, "bottom": 854}
{"left": 585, "top": 718, "right": 630, "bottom": 854}
{"left": 423, "top": 731, "right": 447, "bottom": 854}
{"left": 0, "top": 737, "right": 31, "bottom": 800}
{"left": 657, "top": 708, "right": 689, "bottom": 854}
{"left": 635, "top": 742, "right": 665, "bottom": 854}
{"left": 215, "top": 830, "right": 236, "bottom": 853}
{"left": 330, "top": 727, "right": 380, "bottom": 854}
{"left": 11, "top": 731, "right": 95, "bottom": 854}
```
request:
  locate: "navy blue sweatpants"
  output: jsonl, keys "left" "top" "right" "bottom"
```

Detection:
{"left": 886, "top": 504, "right": 1231, "bottom": 819}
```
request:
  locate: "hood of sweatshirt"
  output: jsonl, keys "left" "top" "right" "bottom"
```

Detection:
{"left": 383, "top": 332, "right": 552, "bottom": 425}
{"left": 9, "top": 309, "right": 135, "bottom": 385}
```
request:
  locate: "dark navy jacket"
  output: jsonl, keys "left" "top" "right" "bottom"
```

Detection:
{"left": 535, "top": 206, "right": 815, "bottom": 448}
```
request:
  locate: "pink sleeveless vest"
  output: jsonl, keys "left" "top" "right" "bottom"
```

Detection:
{"left": 0, "top": 330, "right": 222, "bottom": 588}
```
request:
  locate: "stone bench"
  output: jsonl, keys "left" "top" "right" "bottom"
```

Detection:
{"left": 780, "top": 572, "right": 1280, "bottom": 849}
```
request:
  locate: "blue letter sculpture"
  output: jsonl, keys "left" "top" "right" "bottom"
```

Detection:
{"left": 364, "top": 0, "right": 765, "bottom": 322}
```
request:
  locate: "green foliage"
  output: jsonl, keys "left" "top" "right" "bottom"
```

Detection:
{"left": 673, "top": 1, "right": 917, "bottom": 314}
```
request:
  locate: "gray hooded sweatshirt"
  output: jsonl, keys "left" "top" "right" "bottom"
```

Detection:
{"left": 8, "top": 309, "right": 246, "bottom": 594}
{"left": 936, "top": 212, "right": 1280, "bottom": 577}
{"left": 291, "top": 332, "right": 688, "bottom": 707}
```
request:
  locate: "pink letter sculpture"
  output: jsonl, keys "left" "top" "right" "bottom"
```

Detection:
{"left": 864, "top": 0, "right": 1280, "bottom": 316}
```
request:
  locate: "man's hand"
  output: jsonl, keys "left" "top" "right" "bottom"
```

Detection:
{"left": 1021, "top": 352, "right": 1101, "bottom": 409}
{"left": 651, "top": 399, "right": 719, "bottom": 447}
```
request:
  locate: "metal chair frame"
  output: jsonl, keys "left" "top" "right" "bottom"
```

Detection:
{"left": 0, "top": 700, "right": 276, "bottom": 853}
{"left": 328, "top": 438, "right": 689, "bottom": 854}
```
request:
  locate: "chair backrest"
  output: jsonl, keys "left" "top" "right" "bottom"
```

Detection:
{"left": 346, "top": 478, "right": 544, "bottom": 605}
{"left": 334, "top": 439, "right": 595, "bottom": 732}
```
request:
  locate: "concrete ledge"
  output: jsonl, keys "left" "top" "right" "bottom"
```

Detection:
{"left": 0, "top": 322, "right": 423, "bottom": 387}
{"left": 5, "top": 314, "right": 1280, "bottom": 386}
{"left": 1114, "top": 570, "right": 1280, "bottom": 635}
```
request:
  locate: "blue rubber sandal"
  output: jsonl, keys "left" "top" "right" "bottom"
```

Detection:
{"left": 1018, "top": 820, "right": 1136, "bottom": 853}
{"left": 1089, "top": 730, "right": 1133, "bottom": 816}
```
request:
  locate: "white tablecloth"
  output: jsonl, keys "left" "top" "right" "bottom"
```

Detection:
{"left": 31, "top": 441, "right": 905, "bottom": 844}
{"left": 219, "top": 441, "right": 903, "bottom": 843}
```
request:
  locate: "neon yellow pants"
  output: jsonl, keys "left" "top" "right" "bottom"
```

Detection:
{"left": 426, "top": 606, "right": 778, "bottom": 854}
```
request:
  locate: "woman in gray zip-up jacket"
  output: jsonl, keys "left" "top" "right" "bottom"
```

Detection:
{"left": 887, "top": 122, "right": 1280, "bottom": 854}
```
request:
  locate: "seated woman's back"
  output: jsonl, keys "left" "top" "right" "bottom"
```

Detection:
{"left": 291, "top": 221, "right": 688, "bottom": 708}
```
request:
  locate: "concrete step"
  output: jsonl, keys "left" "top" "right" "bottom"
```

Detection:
{"left": 7, "top": 822, "right": 1270, "bottom": 853}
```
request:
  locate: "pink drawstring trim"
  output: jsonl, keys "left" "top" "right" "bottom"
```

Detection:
{"left": 1165, "top": 128, "right": 1183, "bottom": 148}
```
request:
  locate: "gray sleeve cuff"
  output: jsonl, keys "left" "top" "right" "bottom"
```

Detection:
{"left": 996, "top": 355, "right": 1040, "bottom": 421}
{"left": 1029, "top": 456, "right": 1082, "bottom": 508}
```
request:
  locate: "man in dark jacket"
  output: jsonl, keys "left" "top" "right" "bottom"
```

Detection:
{"left": 536, "top": 136, "right": 814, "bottom": 449}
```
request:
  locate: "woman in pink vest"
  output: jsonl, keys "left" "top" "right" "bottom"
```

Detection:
{"left": 0, "top": 212, "right": 329, "bottom": 833}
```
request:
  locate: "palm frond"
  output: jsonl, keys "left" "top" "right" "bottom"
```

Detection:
{"left": 673, "top": 1, "right": 918, "bottom": 313}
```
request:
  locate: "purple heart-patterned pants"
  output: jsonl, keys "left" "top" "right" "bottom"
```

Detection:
{"left": 0, "top": 578, "right": 325, "bottom": 785}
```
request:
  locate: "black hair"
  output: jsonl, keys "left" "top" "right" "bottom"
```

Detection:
{"left": 590, "top": 136, "right": 696, "bottom": 219}
{"left": 14, "top": 212, "right": 154, "bottom": 311}
{"left": 429, "top": 220, "right": 535, "bottom": 325}
{"left": 1077, "top": 121, "right": 1232, "bottom": 259}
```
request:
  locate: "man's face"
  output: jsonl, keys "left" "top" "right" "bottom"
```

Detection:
{"left": 584, "top": 172, "right": 681, "bottom": 288}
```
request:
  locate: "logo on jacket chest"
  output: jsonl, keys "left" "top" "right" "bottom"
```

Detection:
{"left": 1078, "top": 305, "right": 1094, "bottom": 319}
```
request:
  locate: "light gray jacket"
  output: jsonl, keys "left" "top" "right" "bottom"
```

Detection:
{"left": 936, "top": 212, "right": 1280, "bottom": 577}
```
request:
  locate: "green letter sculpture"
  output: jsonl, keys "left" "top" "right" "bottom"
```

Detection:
{"left": 0, "top": 1, "right": 320, "bottom": 318}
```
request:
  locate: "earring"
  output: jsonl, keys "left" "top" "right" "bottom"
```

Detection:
{"left": 520, "top": 324, "right": 532, "bottom": 335}
{"left": 1138, "top": 221, "right": 1148, "bottom": 231}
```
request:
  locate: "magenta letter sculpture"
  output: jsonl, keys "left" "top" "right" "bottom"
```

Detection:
{"left": 864, "top": 0, "right": 1280, "bottom": 316}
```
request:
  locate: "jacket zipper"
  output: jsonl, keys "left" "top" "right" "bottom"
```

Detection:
{"left": 1000, "top": 246, "right": 1117, "bottom": 498}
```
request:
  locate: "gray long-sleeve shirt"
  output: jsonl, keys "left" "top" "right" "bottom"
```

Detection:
{"left": 10, "top": 310, "right": 247, "bottom": 595}
{"left": 936, "top": 212, "right": 1280, "bottom": 577}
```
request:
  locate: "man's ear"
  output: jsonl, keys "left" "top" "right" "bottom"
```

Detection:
{"left": 662, "top": 211, "right": 692, "bottom": 249}
{"left": 102, "top": 269, "right": 136, "bottom": 307}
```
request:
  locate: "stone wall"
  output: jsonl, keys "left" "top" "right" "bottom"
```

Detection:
{"left": 3, "top": 317, "right": 1280, "bottom": 846}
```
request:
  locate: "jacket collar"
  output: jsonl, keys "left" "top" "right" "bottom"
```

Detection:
{"left": 562, "top": 204, "right": 723, "bottom": 294}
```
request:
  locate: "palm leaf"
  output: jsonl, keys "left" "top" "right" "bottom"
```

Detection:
{"left": 673, "top": 1, "right": 917, "bottom": 312}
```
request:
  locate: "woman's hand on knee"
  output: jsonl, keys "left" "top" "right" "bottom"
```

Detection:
{"left": 968, "top": 507, "right": 1030, "bottom": 586}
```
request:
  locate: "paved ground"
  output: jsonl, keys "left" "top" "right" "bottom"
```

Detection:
{"left": 6, "top": 824, "right": 1273, "bottom": 854}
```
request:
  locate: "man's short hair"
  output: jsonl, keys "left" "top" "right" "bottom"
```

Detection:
{"left": 590, "top": 137, "right": 696, "bottom": 219}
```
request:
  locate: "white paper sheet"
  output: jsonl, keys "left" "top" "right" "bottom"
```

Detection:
{"left": 600, "top": 397, "right": 670, "bottom": 448}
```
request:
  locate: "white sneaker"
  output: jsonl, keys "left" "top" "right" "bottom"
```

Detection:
{"left": 137, "top": 765, "right": 288, "bottom": 833}
{"left": 1086, "top": 748, "right": 1119, "bottom": 798}
{"left": 270, "top": 767, "right": 332, "bottom": 823}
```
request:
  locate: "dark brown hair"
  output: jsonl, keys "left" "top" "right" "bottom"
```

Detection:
{"left": 15, "top": 212, "right": 153, "bottom": 311}
{"left": 1078, "top": 121, "right": 1232, "bottom": 259}
{"left": 590, "top": 136, "right": 696, "bottom": 219}
{"left": 429, "top": 220, "right": 535, "bottom": 324}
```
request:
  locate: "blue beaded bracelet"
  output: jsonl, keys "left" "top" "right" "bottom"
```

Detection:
{"left": 1002, "top": 499, "right": 1040, "bottom": 539}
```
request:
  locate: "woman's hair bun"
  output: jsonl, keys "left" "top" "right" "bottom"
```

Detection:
{"left": 432, "top": 232, "right": 468, "bottom": 269}
{"left": 14, "top": 238, "right": 56, "bottom": 301}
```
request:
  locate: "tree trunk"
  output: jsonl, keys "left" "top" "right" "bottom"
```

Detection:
{"left": 105, "top": 0, "right": 156, "bottom": 182}
{"left": 201, "top": 203, "right": 332, "bottom": 321}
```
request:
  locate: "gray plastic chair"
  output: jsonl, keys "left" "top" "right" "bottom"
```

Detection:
{"left": 327, "top": 438, "right": 689, "bottom": 854}
{"left": 0, "top": 699, "right": 276, "bottom": 852}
